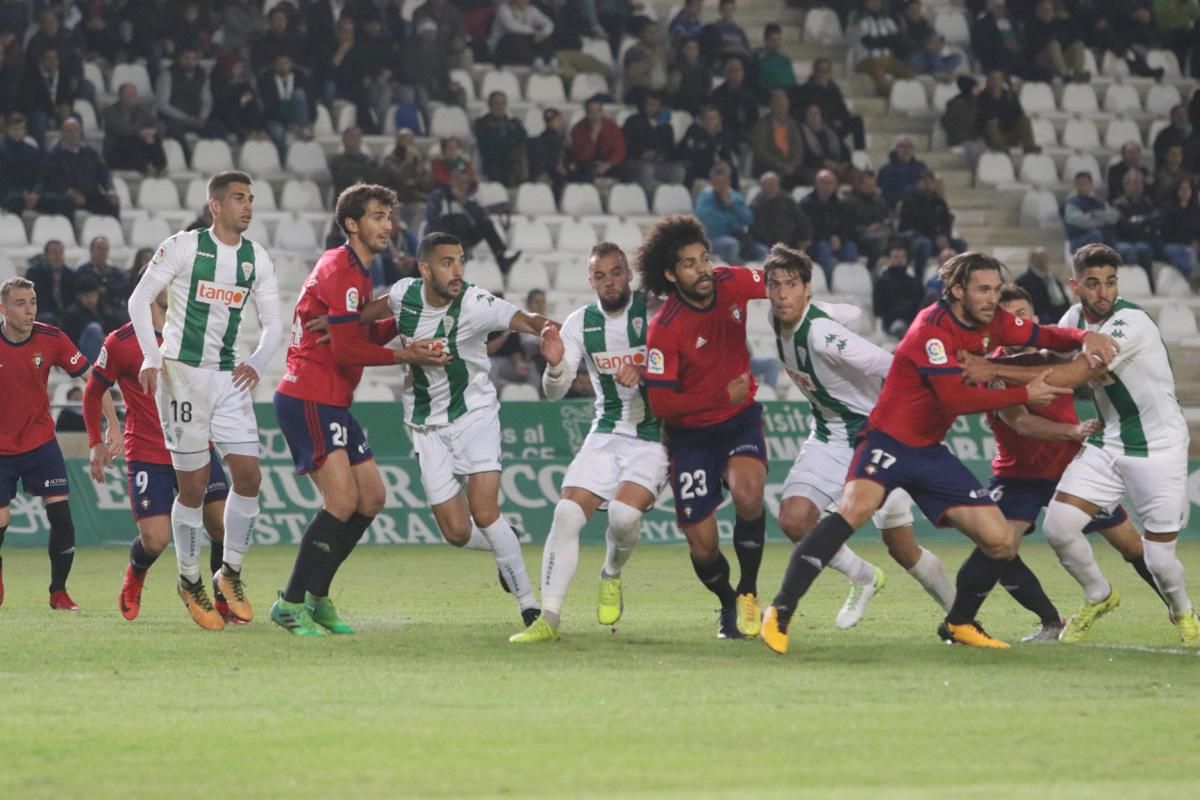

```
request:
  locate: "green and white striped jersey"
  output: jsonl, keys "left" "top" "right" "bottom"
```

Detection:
{"left": 1060, "top": 299, "right": 1188, "bottom": 456}
{"left": 773, "top": 301, "right": 892, "bottom": 446}
{"left": 387, "top": 278, "right": 520, "bottom": 427}
{"left": 544, "top": 293, "right": 661, "bottom": 442}
{"left": 141, "top": 228, "right": 279, "bottom": 371}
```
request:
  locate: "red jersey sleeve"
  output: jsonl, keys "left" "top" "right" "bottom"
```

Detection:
{"left": 644, "top": 323, "right": 680, "bottom": 388}
{"left": 992, "top": 305, "right": 1085, "bottom": 352}
{"left": 903, "top": 325, "right": 1030, "bottom": 414}
{"left": 719, "top": 266, "right": 767, "bottom": 302}
{"left": 91, "top": 331, "right": 122, "bottom": 387}
{"left": 320, "top": 265, "right": 365, "bottom": 324}
{"left": 56, "top": 331, "right": 89, "bottom": 377}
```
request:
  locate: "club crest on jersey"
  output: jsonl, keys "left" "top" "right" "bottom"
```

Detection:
{"left": 96, "top": 346, "right": 108, "bottom": 369}
{"left": 240, "top": 261, "right": 254, "bottom": 281}
{"left": 647, "top": 348, "right": 665, "bottom": 375}
{"left": 195, "top": 280, "right": 249, "bottom": 309}
{"left": 346, "top": 286, "right": 360, "bottom": 311}
{"left": 925, "top": 338, "right": 948, "bottom": 365}
{"left": 632, "top": 317, "right": 644, "bottom": 337}
{"left": 33, "top": 353, "right": 43, "bottom": 367}
{"left": 981, "top": 335, "right": 990, "bottom": 352}
{"left": 730, "top": 304, "right": 742, "bottom": 322}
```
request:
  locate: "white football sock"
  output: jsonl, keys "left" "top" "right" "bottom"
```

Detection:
{"left": 542, "top": 499, "right": 587, "bottom": 623}
{"left": 602, "top": 500, "right": 642, "bottom": 579}
{"left": 461, "top": 522, "right": 493, "bottom": 551}
{"left": 827, "top": 544, "right": 876, "bottom": 586}
{"left": 171, "top": 499, "right": 204, "bottom": 582}
{"left": 481, "top": 516, "right": 537, "bottom": 610}
{"left": 221, "top": 491, "right": 259, "bottom": 572}
{"left": 1142, "top": 538, "right": 1193, "bottom": 616}
{"left": 1044, "top": 500, "right": 1111, "bottom": 603}
{"left": 907, "top": 547, "right": 957, "bottom": 611}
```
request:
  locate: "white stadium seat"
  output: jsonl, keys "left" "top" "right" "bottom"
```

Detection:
{"left": 72, "top": 98, "right": 98, "bottom": 134}
{"left": 450, "top": 69, "right": 477, "bottom": 103}
{"left": 506, "top": 260, "right": 551, "bottom": 293}
{"left": 607, "top": 183, "right": 650, "bottom": 216}
{"left": 80, "top": 215, "right": 126, "bottom": 248}
{"left": 137, "top": 178, "right": 181, "bottom": 211}
{"left": 184, "top": 178, "right": 208, "bottom": 211}
{"left": 1116, "top": 266, "right": 1151, "bottom": 298}
{"left": 191, "top": 139, "right": 234, "bottom": 174}
{"left": 975, "top": 152, "right": 1016, "bottom": 186}
{"left": 602, "top": 218, "right": 644, "bottom": 254}
{"left": 109, "top": 62, "right": 152, "bottom": 98}
{"left": 466, "top": 259, "right": 505, "bottom": 292}
{"left": 510, "top": 218, "right": 554, "bottom": 252}
{"left": 556, "top": 219, "right": 598, "bottom": 254}
{"left": 522, "top": 106, "right": 546, "bottom": 138}
{"left": 480, "top": 70, "right": 522, "bottom": 102}
{"left": 1062, "top": 151, "right": 1103, "bottom": 185}
{"left": 1017, "top": 153, "right": 1059, "bottom": 188}
{"left": 1145, "top": 84, "right": 1183, "bottom": 117}
{"left": 803, "top": 7, "right": 843, "bottom": 45}
{"left": 561, "top": 184, "right": 603, "bottom": 216}
{"left": 515, "top": 183, "right": 558, "bottom": 216}
{"left": 251, "top": 180, "right": 278, "bottom": 211}
{"left": 163, "top": 138, "right": 189, "bottom": 173}
{"left": 1062, "top": 118, "right": 1100, "bottom": 150}
{"left": 568, "top": 73, "right": 609, "bottom": 103}
{"left": 652, "top": 184, "right": 693, "bottom": 215}
{"left": 1146, "top": 49, "right": 1182, "bottom": 79}
{"left": 555, "top": 259, "right": 593, "bottom": 291}
{"left": 931, "top": 81, "right": 957, "bottom": 112}
{"left": 1158, "top": 305, "right": 1198, "bottom": 342}
{"left": 430, "top": 106, "right": 472, "bottom": 139}
{"left": 0, "top": 214, "right": 29, "bottom": 246}
{"left": 525, "top": 74, "right": 566, "bottom": 105}
{"left": 280, "top": 179, "right": 325, "bottom": 212}
{"left": 130, "top": 215, "right": 172, "bottom": 249}
{"left": 1018, "top": 82, "right": 1056, "bottom": 116}
{"left": 889, "top": 80, "right": 929, "bottom": 115}
{"left": 239, "top": 139, "right": 283, "bottom": 174}
{"left": 934, "top": 9, "right": 970, "bottom": 46}
{"left": 832, "top": 263, "right": 872, "bottom": 295}
{"left": 1102, "top": 83, "right": 1140, "bottom": 114}
{"left": 1060, "top": 83, "right": 1099, "bottom": 115}
{"left": 245, "top": 217, "right": 271, "bottom": 246}
{"left": 1104, "top": 118, "right": 1142, "bottom": 150}
{"left": 580, "top": 38, "right": 614, "bottom": 70}
{"left": 1031, "top": 117, "right": 1058, "bottom": 148}
{"left": 274, "top": 216, "right": 319, "bottom": 252}
{"left": 285, "top": 140, "right": 330, "bottom": 180}
{"left": 1019, "top": 189, "right": 1062, "bottom": 229}
{"left": 476, "top": 181, "right": 509, "bottom": 208}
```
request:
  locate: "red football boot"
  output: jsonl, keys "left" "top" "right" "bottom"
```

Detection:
{"left": 119, "top": 565, "right": 146, "bottom": 620}
{"left": 50, "top": 590, "right": 79, "bottom": 610}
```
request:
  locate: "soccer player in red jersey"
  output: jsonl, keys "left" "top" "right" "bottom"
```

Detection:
{"left": 637, "top": 215, "right": 771, "bottom": 639}
{"left": 84, "top": 268, "right": 233, "bottom": 629}
{"left": 0, "top": 277, "right": 99, "bottom": 610}
{"left": 270, "top": 184, "right": 448, "bottom": 636}
{"left": 760, "top": 252, "right": 1120, "bottom": 653}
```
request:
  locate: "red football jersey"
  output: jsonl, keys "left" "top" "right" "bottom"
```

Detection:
{"left": 644, "top": 266, "right": 766, "bottom": 428}
{"left": 987, "top": 347, "right": 1080, "bottom": 479}
{"left": 92, "top": 323, "right": 171, "bottom": 465}
{"left": 0, "top": 321, "right": 88, "bottom": 455}
{"left": 276, "top": 245, "right": 387, "bottom": 407}
{"left": 869, "top": 300, "right": 1085, "bottom": 448}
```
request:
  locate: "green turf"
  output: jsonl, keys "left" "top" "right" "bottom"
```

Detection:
{"left": 2, "top": 541, "right": 1197, "bottom": 800}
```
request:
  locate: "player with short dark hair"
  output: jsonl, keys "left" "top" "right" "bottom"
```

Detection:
{"left": 0, "top": 277, "right": 95, "bottom": 610}
{"left": 270, "top": 184, "right": 450, "bottom": 636}
{"left": 637, "top": 215, "right": 771, "bottom": 639}
{"left": 760, "top": 252, "right": 1119, "bottom": 653}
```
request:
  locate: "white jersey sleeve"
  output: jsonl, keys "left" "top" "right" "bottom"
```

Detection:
{"left": 128, "top": 232, "right": 191, "bottom": 370}
{"left": 463, "top": 285, "right": 522, "bottom": 334}
{"left": 245, "top": 241, "right": 282, "bottom": 375}
{"left": 814, "top": 320, "right": 892, "bottom": 380}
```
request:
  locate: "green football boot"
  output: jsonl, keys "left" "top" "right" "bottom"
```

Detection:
{"left": 305, "top": 592, "right": 354, "bottom": 634}
{"left": 509, "top": 616, "right": 560, "bottom": 644}
{"left": 1059, "top": 587, "right": 1120, "bottom": 643}
{"left": 597, "top": 575, "right": 623, "bottom": 626}
{"left": 270, "top": 593, "right": 327, "bottom": 637}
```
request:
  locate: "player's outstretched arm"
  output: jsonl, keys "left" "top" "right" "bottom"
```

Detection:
{"left": 541, "top": 323, "right": 582, "bottom": 400}
{"left": 508, "top": 309, "right": 558, "bottom": 336}
{"left": 961, "top": 351, "right": 1109, "bottom": 391}
{"left": 360, "top": 297, "right": 392, "bottom": 323}
{"left": 82, "top": 374, "right": 116, "bottom": 482}
{"left": 925, "top": 369, "right": 1067, "bottom": 414}
{"left": 997, "top": 404, "right": 1102, "bottom": 442}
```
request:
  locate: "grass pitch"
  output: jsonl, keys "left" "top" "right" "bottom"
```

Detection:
{"left": 1, "top": 540, "right": 1197, "bottom": 800}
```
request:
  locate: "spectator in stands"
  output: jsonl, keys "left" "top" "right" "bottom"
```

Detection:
{"left": 941, "top": 75, "right": 980, "bottom": 148}
{"left": 490, "top": 0, "right": 556, "bottom": 68}
{"left": 370, "top": 204, "right": 419, "bottom": 287}
{"left": 163, "top": 2, "right": 216, "bottom": 57}
{"left": 695, "top": 162, "right": 765, "bottom": 264}
{"left": 76, "top": 236, "right": 130, "bottom": 326}
{"left": 413, "top": 0, "right": 473, "bottom": 71}
{"left": 800, "top": 169, "right": 858, "bottom": 284}
{"left": 1024, "top": 0, "right": 1089, "bottom": 82}
{"left": 383, "top": 129, "right": 434, "bottom": 207}
{"left": 754, "top": 24, "right": 796, "bottom": 99}
{"left": 530, "top": 108, "right": 572, "bottom": 201}
{"left": 0, "top": 112, "right": 40, "bottom": 214}
{"left": 970, "top": 0, "right": 1052, "bottom": 81}
{"left": 252, "top": 6, "right": 307, "bottom": 73}
{"left": 710, "top": 0, "right": 751, "bottom": 59}
{"left": 669, "top": 0, "right": 704, "bottom": 50}
{"left": 1063, "top": 171, "right": 1119, "bottom": 251}
{"left": 1159, "top": 177, "right": 1200, "bottom": 284}
{"left": 24, "top": 10, "right": 81, "bottom": 81}
{"left": 62, "top": 274, "right": 111, "bottom": 360}
{"left": 401, "top": 18, "right": 466, "bottom": 110}
{"left": 54, "top": 386, "right": 86, "bottom": 433}
{"left": 848, "top": 170, "right": 893, "bottom": 271}
{"left": 877, "top": 135, "right": 928, "bottom": 209}
{"left": 321, "top": 16, "right": 377, "bottom": 131}
{"left": 1107, "top": 142, "right": 1152, "bottom": 202}
{"left": 676, "top": 104, "right": 738, "bottom": 187}
{"left": 906, "top": 31, "right": 961, "bottom": 78}
{"left": 260, "top": 54, "right": 313, "bottom": 157}
{"left": 1153, "top": 105, "right": 1200, "bottom": 167}
{"left": 977, "top": 70, "right": 1038, "bottom": 153}
{"left": 898, "top": 170, "right": 965, "bottom": 267}
{"left": 102, "top": 84, "right": 167, "bottom": 176}
{"left": 749, "top": 91, "right": 804, "bottom": 188}
{"left": 1015, "top": 247, "right": 1070, "bottom": 323}
{"left": 475, "top": 91, "right": 528, "bottom": 188}
{"left": 848, "top": 0, "right": 915, "bottom": 96}
{"left": 1113, "top": 169, "right": 1159, "bottom": 285}
{"left": 489, "top": 319, "right": 541, "bottom": 394}
{"left": 358, "top": 16, "right": 404, "bottom": 124}
{"left": 669, "top": 37, "right": 712, "bottom": 115}
{"left": 569, "top": 95, "right": 626, "bottom": 181}
{"left": 873, "top": 242, "right": 924, "bottom": 338}
{"left": 36, "top": 117, "right": 118, "bottom": 218}
{"left": 156, "top": 46, "right": 221, "bottom": 147}
{"left": 798, "top": 101, "right": 855, "bottom": 185}
{"left": 329, "top": 127, "right": 384, "bottom": 197}
{"left": 623, "top": 18, "right": 669, "bottom": 105}
{"left": 221, "top": 0, "right": 265, "bottom": 55}
{"left": 25, "top": 240, "right": 75, "bottom": 326}
{"left": 18, "top": 47, "right": 79, "bottom": 147}
{"left": 792, "top": 58, "right": 866, "bottom": 151}
{"left": 1070, "top": 1, "right": 1164, "bottom": 79}
{"left": 0, "top": 29, "right": 19, "bottom": 114}
{"left": 214, "top": 59, "right": 267, "bottom": 143}
{"left": 425, "top": 167, "right": 521, "bottom": 273}
{"left": 520, "top": 287, "right": 548, "bottom": 375}
{"left": 622, "top": 91, "right": 686, "bottom": 198}
{"left": 751, "top": 170, "right": 813, "bottom": 252}
{"left": 431, "top": 135, "right": 477, "bottom": 188}
{"left": 1155, "top": 144, "right": 1193, "bottom": 202}
{"left": 1155, "top": 0, "right": 1200, "bottom": 79}
{"left": 306, "top": 0, "right": 376, "bottom": 69}
{"left": 710, "top": 56, "right": 759, "bottom": 149}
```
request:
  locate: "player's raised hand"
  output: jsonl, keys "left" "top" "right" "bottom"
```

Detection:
{"left": 400, "top": 338, "right": 452, "bottom": 367}
{"left": 540, "top": 324, "right": 565, "bottom": 366}
{"left": 138, "top": 366, "right": 159, "bottom": 395}
{"left": 231, "top": 363, "right": 260, "bottom": 391}
{"left": 1025, "top": 370, "right": 1072, "bottom": 406}
{"left": 88, "top": 443, "right": 113, "bottom": 483}
{"left": 727, "top": 372, "right": 751, "bottom": 405}
{"left": 1081, "top": 331, "right": 1119, "bottom": 367}
{"left": 1069, "top": 418, "right": 1103, "bottom": 442}
{"left": 615, "top": 363, "right": 643, "bottom": 387}
{"left": 956, "top": 351, "right": 996, "bottom": 386}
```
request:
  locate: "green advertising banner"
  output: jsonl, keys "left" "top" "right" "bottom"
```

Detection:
{"left": 5, "top": 402, "right": 1199, "bottom": 548}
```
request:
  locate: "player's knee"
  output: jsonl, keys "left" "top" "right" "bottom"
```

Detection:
{"left": 881, "top": 528, "right": 919, "bottom": 567}
{"left": 357, "top": 485, "right": 386, "bottom": 518}
{"left": 441, "top": 521, "right": 473, "bottom": 547}
{"left": 469, "top": 505, "right": 500, "bottom": 528}
{"left": 325, "top": 490, "right": 359, "bottom": 521}
{"left": 607, "top": 500, "right": 642, "bottom": 545}
{"left": 1043, "top": 500, "right": 1086, "bottom": 546}
{"left": 779, "top": 503, "right": 819, "bottom": 542}
{"left": 730, "top": 485, "right": 764, "bottom": 518}
{"left": 232, "top": 473, "right": 261, "bottom": 497}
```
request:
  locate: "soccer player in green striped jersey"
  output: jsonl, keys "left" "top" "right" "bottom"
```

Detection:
{"left": 127, "top": 171, "right": 282, "bottom": 629}
{"left": 510, "top": 243, "right": 668, "bottom": 644}
{"left": 362, "top": 233, "right": 558, "bottom": 626}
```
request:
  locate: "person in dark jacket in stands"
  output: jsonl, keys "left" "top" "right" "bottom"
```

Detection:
{"left": 676, "top": 104, "right": 739, "bottom": 187}
{"left": 25, "top": 240, "right": 76, "bottom": 326}
{"left": 1159, "top": 177, "right": 1200, "bottom": 287}
{"left": 1113, "top": 169, "right": 1160, "bottom": 286}
{"left": 791, "top": 57, "right": 865, "bottom": 151}
{"left": 750, "top": 171, "right": 813, "bottom": 251}
{"left": 873, "top": 242, "right": 924, "bottom": 338}
{"left": 877, "top": 135, "right": 928, "bottom": 208}
{"left": 0, "top": 112, "right": 41, "bottom": 214}
{"left": 709, "top": 56, "right": 759, "bottom": 149}
{"left": 897, "top": 170, "right": 966, "bottom": 267}
{"left": 800, "top": 169, "right": 858, "bottom": 285}
{"left": 36, "top": 116, "right": 119, "bottom": 218}
{"left": 1014, "top": 247, "right": 1071, "bottom": 323}
{"left": 621, "top": 91, "right": 686, "bottom": 198}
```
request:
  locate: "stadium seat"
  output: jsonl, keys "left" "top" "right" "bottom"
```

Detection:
{"left": 252, "top": 180, "right": 279, "bottom": 211}
{"left": 652, "top": 184, "right": 693, "bottom": 215}
{"left": 525, "top": 74, "right": 566, "bottom": 105}
{"left": 580, "top": 37, "right": 614, "bottom": 69}
{"left": 480, "top": 70, "right": 523, "bottom": 102}
{"left": 430, "top": 105, "right": 472, "bottom": 139}
{"left": 109, "top": 62, "right": 152, "bottom": 98}
{"left": 1062, "top": 151, "right": 1103, "bottom": 185}
{"left": 931, "top": 81, "right": 957, "bottom": 112}
{"left": 1031, "top": 117, "right": 1058, "bottom": 148}
{"left": 1104, "top": 118, "right": 1142, "bottom": 150}
{"left": 1116, "top": 266, "right": 1152, "bottom": 298}
{"left": 803, "top": 7, "right": 844, "bottom": 45}
{"left": 555, "top": 259, "right": 593, "bottom": 291}
{"left": 0, "top": 253, "right": 15, "bottom": 281}
{"left": 602, "top": 218, "right": 644, "bottom": 254}
{"left": 82, "top": 61, "right": 104, "bottom": 98}
{"left": 515, "top": 183, "right": 558, "bottom": 216}
{"left": 476, "top": 181, "right": 509, "bottom": 209}
{"left": 1018, "top": 82, "right": 1056, "bottom": 116}
{"left": 1145, "top": 84, "right": 1183, "bottom": 117}
{"left": 163, "top": 138, "right": 189, "bottom": 173}
{"left": 0, "top": 213, "right": 28, "bottom": 247}
{"left": 607, "top": 183, "right": 650, "bottom": 216}
{"left": 334, "top": 102, "right": 357, "bottom": 134}
{"left": 1062, "top": 118, "right": 1101, "bottom": 150}
{"left": 522, "top": 106, "right": 546, "bottom": 138}
{"left": 1101, "top": 50, "right": 1132, "bottom": 78}
{"left": 191, "top": 139, "right": 234, "bottom": 174}
{"left": 1157, "top": 303, "right": 1199, "bottom": 342}
{"left": 137, "top": 177, "right": 181, "bottom": 210}
{"left": 832, "top": 262, "right": 872, "bottom": 295}
{"left": 466, "top": 259, "right": 505, "bottom": 292}
{"left": 500, "top": 383, "right": 541, "bottom": 401}
{"left": 1019, "top": 189, "right": 1062, "bottom": 229}
{"left": 449, "top": 69, "right": 476, "bottom": 103}
{"left": 556, "top": 219, "right": 598, "bottom": 254}
{"left": 888, "top": 80, "right": 929, "bottom": 115}
{"left": 568, "top": 73, "right": 609, "bottom": 103}
{"left": 239, "top": 139, "right": 282, "bottom": 174}
{"left": 1102, "top": 83, "right": 1141, "bottom": 114}
{"left": 1145, "top": 49, "right": 1182, "bottom": 78}
{"left": 72, "top": 98, "right": 98, "bottom": 134}
{"left": 561, "top": 184, "right": 603, "bottom": 216}
{"left": 280, "top": 179, "right": 325, "bottom": 212}
{"left": 274, "top": 216, "right": 320, "bottom": 252}
{"left": 285, "top": 140, "right": 330, "bottom": 180}
{"left": 80, "top": 215, "right": 126, "bottom": 248}
{"left": 184, "top": 178, "right": 208, "bottom": 211}
{"left": 507, "top": 259, "right": 551, "bottom": 293}
{"left": 975, "top": 152, "right": 1016, "bottom": 186}
{"left": 934, "top": 9, "right": 971, "bottom": 46}
{"left": 313, "top": 103, "right": 335, "bottom": 136}
{"left": 1017, "top": 153, "right": 1059, "bottom": 188}
{"left": 670, "top": 109, "right": 692, "bottom": 144}
{"left": 1155, "top": 266, "right": 1193, "bottom": 299}
{"left": 245, "top": 217, "right": 271, "bottom": 246}
{"left": 1060, "top": 83, "right": 1099, "bottom": 115}
{"left": 510, "top": 218, "right": 554, "bottom": 252}
{"left": 130, "top": 215, "right": 171, "bottom": 249}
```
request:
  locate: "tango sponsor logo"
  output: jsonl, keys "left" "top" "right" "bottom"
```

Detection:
{"left": 195, "top": 280, "right": 248, "bottom": 309}
{"left": 592, "top": 347, "right": 646, "bottom": 375}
